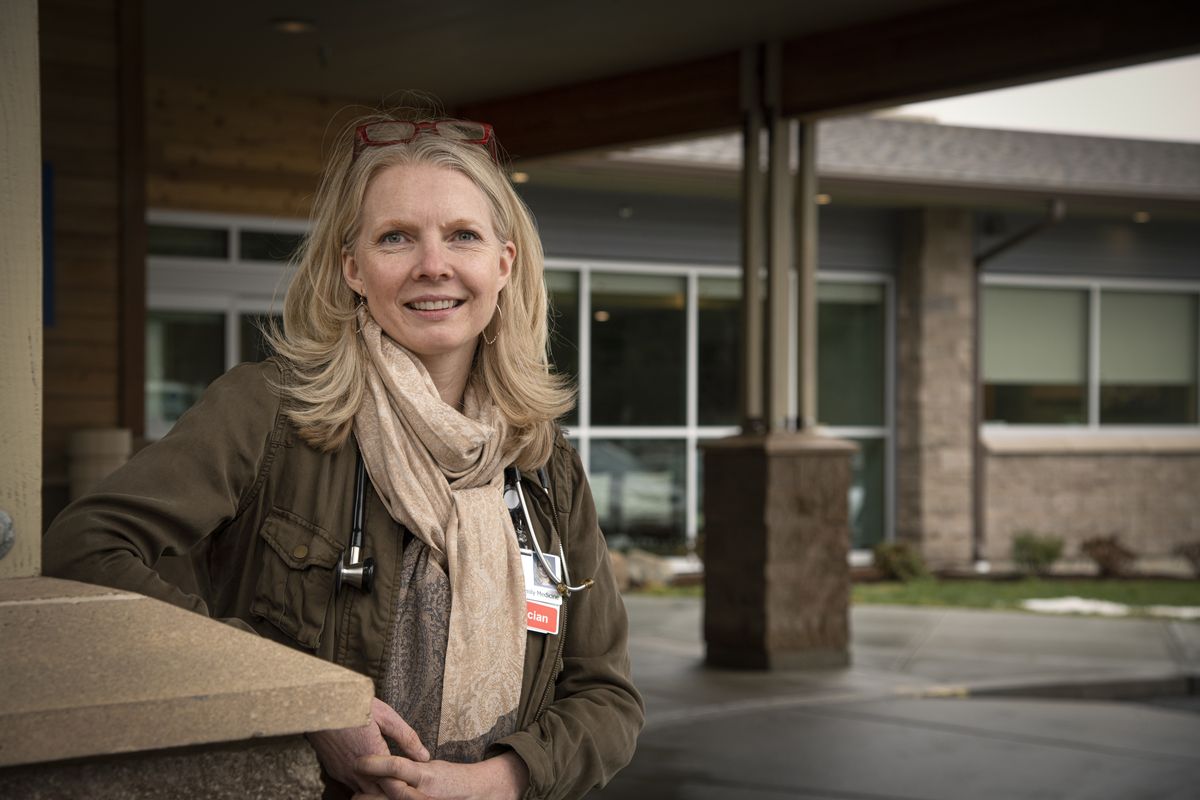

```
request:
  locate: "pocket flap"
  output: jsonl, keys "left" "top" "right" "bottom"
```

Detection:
{"left": 259, "top": 508, "right": 341, "bottom": 570}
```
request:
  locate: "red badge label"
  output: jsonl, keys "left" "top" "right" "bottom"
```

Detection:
{"left": 526, "top": 600, "right": 559, "bottom": 635}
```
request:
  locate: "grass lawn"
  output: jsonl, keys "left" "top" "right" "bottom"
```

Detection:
{"left": 851, "top": 577, "right": 1200, "bottom": 613}
{"left": 629, "top": 578, "right": 1200, "bottom": 617}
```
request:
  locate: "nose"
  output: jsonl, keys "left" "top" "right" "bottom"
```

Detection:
{"left": 412, "top": 242, "right": 452, "bottom": 280}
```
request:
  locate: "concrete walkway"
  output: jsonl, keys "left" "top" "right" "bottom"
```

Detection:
{"left": 595, "top": 597, "right": 1200, "bottom": 799}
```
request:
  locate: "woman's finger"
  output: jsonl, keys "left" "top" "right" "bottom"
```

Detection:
{"left": 370, "top": 699, "right": 430, "bottom": 761}
{"left": 380, "top": 776, "right": 429, "bottom": 800}
{"left": 355, "top": 754, "right": 422, "bottom": 783}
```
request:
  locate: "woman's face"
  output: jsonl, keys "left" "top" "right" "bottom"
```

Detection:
{"left": 343, "top": 162, "right": 514, "bottom": 376}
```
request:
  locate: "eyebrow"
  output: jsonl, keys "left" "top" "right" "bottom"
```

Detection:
{"left": 368, "top": 216, "right": 490, "bottom": 233}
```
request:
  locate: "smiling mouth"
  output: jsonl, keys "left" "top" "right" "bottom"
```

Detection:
{"left": 406, "top": 299, "right": 463, "bottom": 311}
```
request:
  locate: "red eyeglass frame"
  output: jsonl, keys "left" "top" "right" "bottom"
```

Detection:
{"left": 352, "top": 119, "right": 498, "bottom": 161}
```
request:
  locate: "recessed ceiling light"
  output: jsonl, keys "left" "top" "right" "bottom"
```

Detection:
{"left": 1132, "top": 211, "right": 1150, "bottom": 223}
{"left": 594, "top": 310, "right": 611, "bottom": 322}
{"left": 510, "top": 171, "right": 530, "bottom": 184}
{"left": 271, "top": 18, "right": 317, "bottom": 34}
{"left": 815, "top": 193, "right": 832, "bottom": 205}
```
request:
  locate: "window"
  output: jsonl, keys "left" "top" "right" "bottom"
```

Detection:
{"left": 546, "top": 270, "right": 580, "bottom": 425}
{"left": 146, "top": 311, "right": 225, "bottom": 439}
{"left": 697, "top": 277, "right": 741, "bottom": 426}
{"left": 1100, "top": 291, "right": 1197, "bottom": 424}
{"left": 239, "top": 230, "right": 304, "bottom": 262}
{"left": 983, "top": 286, "right": 1089, "bottom": 424}
{"left": 590, "top": 273, "right": 686, "bottom": 426}
{"left": 148, "top": 224, "right": 228, "bottom": 259}
{"left": 240, "top": 314, "right": 282, "bottom": 363}
{"left": 817, "top": 278, "right": 892, "bottom": 552}
{"left": 818, "top": 281, "right": 886, "bottom": 427}
{"left": 983, "top": 281, "right": 1200, "bottom": 427}
{"left": 589, "top": 439, "right": 686, "bottom": 553}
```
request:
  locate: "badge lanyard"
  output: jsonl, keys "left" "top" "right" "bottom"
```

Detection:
{"left": 503, "top": 466, "right": 594, "bottom": 596}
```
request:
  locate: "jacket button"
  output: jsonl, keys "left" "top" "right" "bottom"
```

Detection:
{"left": 292, "top": 544, "right": 309, "bottom": 560}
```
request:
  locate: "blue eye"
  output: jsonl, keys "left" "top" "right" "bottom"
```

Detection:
{"left": 379, "top": 231, "right": 407, "bottom": 245}
{"left": 453, "top": 230, "right": 481, "bottom": 242}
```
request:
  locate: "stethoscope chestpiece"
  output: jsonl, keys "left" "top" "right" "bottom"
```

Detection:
{"left": 335, "top": 553, "right": 375, "bottom": 595}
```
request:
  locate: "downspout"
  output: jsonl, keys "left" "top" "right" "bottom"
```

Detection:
{"left": 970, "top": 199, "right": 1066, "bottom": 568}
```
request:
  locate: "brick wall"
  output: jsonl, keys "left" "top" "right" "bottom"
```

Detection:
{"left": 985, "top": 448, "right": 1200, "bottom": 566}
{"left": 895, "top": 208, "right": 976, "bottom": 568}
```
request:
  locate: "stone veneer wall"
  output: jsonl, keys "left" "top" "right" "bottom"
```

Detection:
{"left": 984, "top": 450, "right": 1200, "bottom": 566}
{"left": 895, "top": 208, "right": 976, "bottom": 568}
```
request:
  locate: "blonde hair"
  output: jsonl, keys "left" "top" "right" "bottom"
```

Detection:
{"left": 267, "top": 111, "right": 575, "bottom": 469}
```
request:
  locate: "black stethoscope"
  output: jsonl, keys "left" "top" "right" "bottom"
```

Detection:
{"left": 503, "top": 466, "right": 594, "bottom": 597}
{"left": 334, "top": 454, "right": 593, "bottom": 597}
{"left": 334, "top": 454, "right": 375, "bottom": 595}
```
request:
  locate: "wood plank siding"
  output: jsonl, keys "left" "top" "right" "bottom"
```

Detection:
{"left": 40, "top": 0, "right": 123, "bottom": 510}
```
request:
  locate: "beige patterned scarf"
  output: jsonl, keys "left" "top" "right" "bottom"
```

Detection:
{"left": 353, "top": 313, "right": 526, "bottom": 756}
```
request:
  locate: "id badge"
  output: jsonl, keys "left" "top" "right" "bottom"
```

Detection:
{"left": 521, "top": 548, "right": 562, "bottom": 635}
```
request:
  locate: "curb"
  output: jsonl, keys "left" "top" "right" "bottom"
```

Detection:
{"left": 908, "top": 672, "right": 1200, "bottom": 702}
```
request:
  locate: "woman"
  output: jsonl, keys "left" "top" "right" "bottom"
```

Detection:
{"left": 43, "top": 114, "right": 643, "bottom": 800}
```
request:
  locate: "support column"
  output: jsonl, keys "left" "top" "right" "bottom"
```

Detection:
{"left": 739, "top": 48, "right": 765, "bottom": 429}
{"left": 704, "top": 43, "right": 852, "bottom": 670}
{"left": 763, "top": 43, "right": 791, "bottom": 431}
{"left": 0, "top": 0, "right": 42, "bottom": 579}
{"left": 896, "top": 208, "right": 976, "bottom": 568}
{"left": 794, "top": 121, "right": 818, "bottom": 431}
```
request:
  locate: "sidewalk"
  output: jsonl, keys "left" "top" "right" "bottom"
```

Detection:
{"left": 594, "top": 596, "right": 1200, "bottom": 799}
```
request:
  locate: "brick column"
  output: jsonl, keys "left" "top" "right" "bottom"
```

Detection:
{"left": 895, "top": 208, "right": 975, "bottom": 569}
{"left": 703, "top": 433, "right": 856, "bottom": 669}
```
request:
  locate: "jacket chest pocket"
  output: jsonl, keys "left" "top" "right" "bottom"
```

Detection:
{"left": 251, "top": 508, "right": 342, "bottom": 649}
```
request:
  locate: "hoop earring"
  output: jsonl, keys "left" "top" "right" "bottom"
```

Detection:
{"left": 482, "top": 303, "right": 502, "bottom": 346}
{"left": 354, "top": 294, "right": 366, "bottom": 334}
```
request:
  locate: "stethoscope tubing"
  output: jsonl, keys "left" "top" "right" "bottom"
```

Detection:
{"left": 513, "top": 472, "right": 593, "bottom": 595}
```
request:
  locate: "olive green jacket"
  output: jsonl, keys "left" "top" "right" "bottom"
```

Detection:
{"left": 43, "top": 360, "right": 643, "bottom": 800}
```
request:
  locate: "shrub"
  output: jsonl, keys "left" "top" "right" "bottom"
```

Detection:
{"left": 1080, "top": 536, "right": 1136, "bottom": 578}
{"left": 872, "top": 540, "right": 929, "bottom": 582}
{"left": 1174, "top": 541, "right": 1200, "bottom": 578}
{"left": 1011, "top": 531, "right": 1064, "bottom": 577}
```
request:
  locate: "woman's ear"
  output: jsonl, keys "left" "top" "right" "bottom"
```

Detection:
{"left": 342, "top": 248, "right": 365, "bottom": 296}
{"left": 497, "top": 240, "right": 515, "bottom": 289}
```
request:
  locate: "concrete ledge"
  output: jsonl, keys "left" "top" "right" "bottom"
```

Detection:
{"left": 983, "top": 430, "right": 1200, "bottom": 455}
{"left": 0, "top": 577, "right": 373, "bottom": 768}
{"left": 0, "top": 735, "right": 322, "bottom": 800}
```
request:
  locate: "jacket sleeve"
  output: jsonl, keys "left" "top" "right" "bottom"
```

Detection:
{"left": 42, "top": 361, "right": 283, "bottom": 620}
{"left": 496, "top": 444, "right": 645, "bottom": 800}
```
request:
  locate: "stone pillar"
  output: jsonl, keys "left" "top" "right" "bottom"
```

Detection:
{"left": 703, "top": 434, "right": 856, "bottom": 669}
{"left": 0, "top": 0, "right": 42, "bottom": 579}
{"left": 895, "top": 208, "right": 976, "bottom": 568}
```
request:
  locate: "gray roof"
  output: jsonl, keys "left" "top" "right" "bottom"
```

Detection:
{"left": 610, "top": 116, "right": 1200, "bottom": 202}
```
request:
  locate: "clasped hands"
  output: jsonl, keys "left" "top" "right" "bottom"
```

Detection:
{"left": 307, "top": 697, "right": 528, "bottom": 800}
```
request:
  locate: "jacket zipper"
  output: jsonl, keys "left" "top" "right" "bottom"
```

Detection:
{"left": 533, "top": 476, "right": 567, "bottom": 722}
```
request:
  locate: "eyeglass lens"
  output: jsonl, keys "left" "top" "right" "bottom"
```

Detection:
{"left": 361, "top": 120, "right": 488, "bottom": 144}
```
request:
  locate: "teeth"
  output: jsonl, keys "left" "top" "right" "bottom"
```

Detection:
{"left": 409, "top": 299, "right": 458, "bottom": 311}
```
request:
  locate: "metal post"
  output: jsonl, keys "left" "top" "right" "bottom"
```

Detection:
{"left": 795, "top": 120, "right": 818, "bottom": 431}
{"left": 763, "top": 43, "right": 792, "bottom": 431}
{"left": 739, "top": 47, "right": 765, "bottom": 431}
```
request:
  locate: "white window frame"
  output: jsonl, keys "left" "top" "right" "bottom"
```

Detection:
{"left": 981, "top": 273, "right": 1200, "bottom": 439}
{"left": 146, "top": 213, "right": 898, "bottom": 556}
